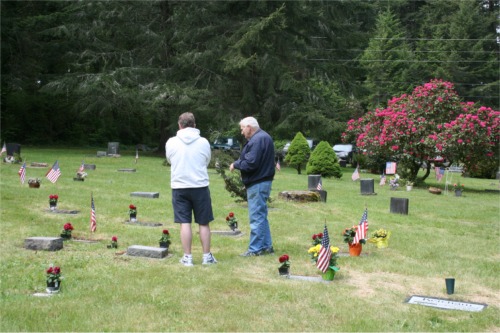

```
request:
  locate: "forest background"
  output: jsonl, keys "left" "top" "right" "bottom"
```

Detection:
{"left": 1, "top": 0, "right": 498, "bottom": 151}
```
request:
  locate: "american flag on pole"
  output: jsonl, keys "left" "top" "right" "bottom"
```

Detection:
{"left": 316, "top": 179, "right": 322, "bottom": 190}
{"left": 276, "top": 159, "right": 281, "bottom": 171}
{"left": 351, "top": 166, "right": 360, "bottom": 181}
{"left": 352, "top": 209, "right": 368, "bottom": 245}
{"left": 90, "top": 193, "right": 97, "bottom": 232}
{"left": 46, "top": 160, "right": 61, "bottom": 183}
{"left": 316, "top": 225, "right": 332, "bottom": 273}
{"left": 435, "top": 167, "right": 444, "bottom": 182}
{"left": 0, "top": 142, "right": 6, "bottom": 155}
{"left": 78, "top": 161, "right": 85, "bottom": 173}
{"left": 379, "top": 174, "right": 386, "bottom": 186}
{"left": 18, "top": 162, "right": 26, "bottom": 184}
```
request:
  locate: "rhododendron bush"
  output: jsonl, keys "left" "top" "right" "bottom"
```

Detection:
{"left": 343, "top": 79, "right": 499, "bottom": 181}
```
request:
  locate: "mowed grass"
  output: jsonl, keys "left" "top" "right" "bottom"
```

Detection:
{"left": 0, "top": 147, "right": 499, "bottom": 332}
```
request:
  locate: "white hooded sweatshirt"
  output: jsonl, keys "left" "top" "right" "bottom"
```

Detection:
{"left": 165, "top": 127, "right": 211, "bottom": 189}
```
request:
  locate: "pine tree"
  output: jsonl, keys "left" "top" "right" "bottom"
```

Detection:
{"left": 306, "top": 141, "right": 343, "bottom": 179}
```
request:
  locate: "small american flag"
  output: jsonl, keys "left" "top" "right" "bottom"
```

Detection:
{"left": 316, "top": 180, "right": 322, "bottom": 191}
{"left": 46, "top": 160, "right": 61, "bottom": 183}
{"left": 435, "top": 167, "right": 444, "bottom": 182}
{"left": 18, "top": 162, "right": 26, "bottom": 184}
{"left": 380, "top": 174, "right": 386, "bottom": 186}
{"left": 90, "top": 194, "right": 97, "bottom": 232}
{"left": 78, "top": 161, "right": 85, "bottom": 173}
{"left": 352, "top": 209, "right": 368, "bottom": 244}
{"left": 276, "top": 159, "right": 281, "bottom": 171}
{"left": 0, "top": 142, "right": 6, "bottom": 155}
{"left": 316, "top": 225, "right": 332, "bottom": 273}
{"left": 351, "top": 166, "right": 360, "bottom": 181}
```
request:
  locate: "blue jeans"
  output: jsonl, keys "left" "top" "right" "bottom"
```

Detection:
{"left": 246, "top": 181, "right": 273, "bottom": 253}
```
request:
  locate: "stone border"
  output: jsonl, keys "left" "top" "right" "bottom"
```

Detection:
{"left": 287, "top": 275, "right": 332, "bottom": 283}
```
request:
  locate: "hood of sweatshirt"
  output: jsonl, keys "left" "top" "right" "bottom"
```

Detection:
{"left": 177, "top": 127, "right": 201, "bottom": 145}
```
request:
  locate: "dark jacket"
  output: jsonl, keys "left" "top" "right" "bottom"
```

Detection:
{"left": 234, "top": 129, "right": 275, "bottom": 187}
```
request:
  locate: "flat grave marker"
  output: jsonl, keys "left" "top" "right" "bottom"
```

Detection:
{"left": 125, "top": 220, "right": 163, "bottom": 227}
{"left": 118, "top": 168, "right": 136, "bottom": 172}
{"left": 127, "top": 245, "right": 169, "bottom": 259}
{"left": 130, "top": 192, "right": 160, "bottom": 198}
{"left": 25, "top": 237, "right": 63, "bottom": 251}
{"left": 287, "top": 275, "right": 332, "bottom": 283}
{"left": 406, "top": 295, "right": 487, "bottom": 312}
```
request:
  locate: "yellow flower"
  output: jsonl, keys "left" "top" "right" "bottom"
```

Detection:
{"left": 330, "top": 246, "right": 340, "bottom": 253}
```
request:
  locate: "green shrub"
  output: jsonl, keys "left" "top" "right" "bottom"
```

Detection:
{"left": 306, "top": 141, "right": 343, "bottom": 178}
{"left": 284, "top": 132, "right": 310, "bottom": 174}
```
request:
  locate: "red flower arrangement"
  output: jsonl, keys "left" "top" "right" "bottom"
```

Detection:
{"left": 159, "top": 229, "right": 171, "bottom": 247}
{"left": 278, "top": 254, "right": 290, "bottom": 269}
{"left": 225, "top": 212, "right": 238, "bottom": 230}
{"left": 61, "top": 222, "right": 74, "bottom": 238}
{"left": 129, "top": 204, "right": 137, "bottom": 215}
{"left": 46, "top": 265, "right": 62, "bottom": 284}
{"left": 49, "top": 194, "right": 59, "bottom": 206}
{"left": 311, "top": 232, "right": 323, "bottom": 246}
{"left": 109, "top": 236, "right": 118, "bottom": 248}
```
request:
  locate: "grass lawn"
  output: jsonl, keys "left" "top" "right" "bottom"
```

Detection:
{"left": 0, "top": 147, "right": 499, "bottom": 332}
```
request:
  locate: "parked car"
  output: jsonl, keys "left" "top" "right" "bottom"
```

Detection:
{"left": 211, "top": 137, "right": 240, "bottom": 151}
{"left": 333, "top": 143, "right": 356, "bottom": 165}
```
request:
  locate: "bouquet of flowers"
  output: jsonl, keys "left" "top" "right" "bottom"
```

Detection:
{"left": 159, "top": 229, "right": 171, "bottom": 247}
{"left": 60, "top": 222, "right": 74, "bottom": 239}
{"left": 278, "top": 254, "right": 290, "bottom": 275}
{"left": 49, "top": 194, "right": 59, "bottom": 206}
{"left": 311, "top": 232, "right": 323, "bottom": 246}
{"left": 225, "top": 212, "right": 238, "bottom": 231}
{"left": 308, "top": 232, "right": 340, "bottom": 272}
{"left": 453, "top": 183, "right": 464, "bottom": 191}
{"left": 368, "top": 228, "right": 391, "bottom": 248}
{"left": 46, "top": 265, "right": 63, "bottom": 285}
{"left": 108, "top": 236, "right": 118, "bottom": 249}
{"left": 129, "top": 204, "right": 137, "bottom": 215}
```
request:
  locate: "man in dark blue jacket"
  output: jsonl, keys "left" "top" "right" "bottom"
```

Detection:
{"left": 230, "top": 117, "right": 275, "bottom": 256}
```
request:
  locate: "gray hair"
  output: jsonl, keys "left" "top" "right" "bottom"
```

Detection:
{"left": 178, "top": 112, "right": 196, "bottom": 128}
{"left": 239, "top": 117, "right": 260, "bottom": 130}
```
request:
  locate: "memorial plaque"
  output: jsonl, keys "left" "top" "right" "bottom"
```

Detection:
{"left": 308, "top": 175, "right": 322, "bottom": 191}
{"left": 406, "top": 295, "right": 487, "bottom": 312}
{"left": 108, "top": 142, "right": 120, "bottom": 155}
{"left": 84, "top": 164, "right": 96, "bottom": 170}
{"left": 360, "top": 179, "right": 376, "bottom": 195}
{"left": 390, "top": 197, "right": 409, "bottom": 215}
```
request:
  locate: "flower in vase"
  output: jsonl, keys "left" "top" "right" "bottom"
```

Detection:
{"left": 129, "top": 204, "right": 137, "bottom": 215}
{"left": 46, "top": 265, "right": 63, "bottom": 285}
{"left": 278, "top": 254, "right": 290, "bottom": 269}
{"left": 159, "top": 229, "right": 171, "bottom": 247}
{"left": 61, "top": 222, "right": 74, "bottom": 238}
{"left": 225, "top": 212, "right": 238, "bottom": 230}
{"left": 109, "top": 236, "right": 118, "bottom": 249}
{"left": 49, "top": 194, "right": 59, "bottom": 205}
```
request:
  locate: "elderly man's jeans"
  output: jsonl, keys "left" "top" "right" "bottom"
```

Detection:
{"left": 246, "top": 181, "right": 273, "bottom": 253}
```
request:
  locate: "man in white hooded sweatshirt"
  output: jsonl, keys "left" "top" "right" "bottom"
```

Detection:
{"left": 166, "top": 112, "right": 217, "bottom": 266}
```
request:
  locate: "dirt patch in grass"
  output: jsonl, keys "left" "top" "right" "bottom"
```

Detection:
{"left": 345, "top": 269, "right": 500, "bottom": 309}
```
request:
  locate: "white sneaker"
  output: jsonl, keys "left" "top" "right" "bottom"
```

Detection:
{"left": 179, "top": 256, "right": 193, "bottom": 267}
{"left": 202, "top": 252, "right": 218, "bottom": 265}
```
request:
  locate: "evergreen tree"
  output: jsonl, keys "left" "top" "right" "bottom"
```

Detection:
{"left": 284, "top": 132, "right": 310, "bottom": 174}
{"left": 359, "top": 9, "right": 415, "bottom": 109}
{"left": 306, "top": 141, "right": 342, "bottom": 179}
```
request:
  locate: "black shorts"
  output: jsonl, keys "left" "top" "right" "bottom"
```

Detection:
{"left": 172, "top": 187, "right": 214, "bottom": 225}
